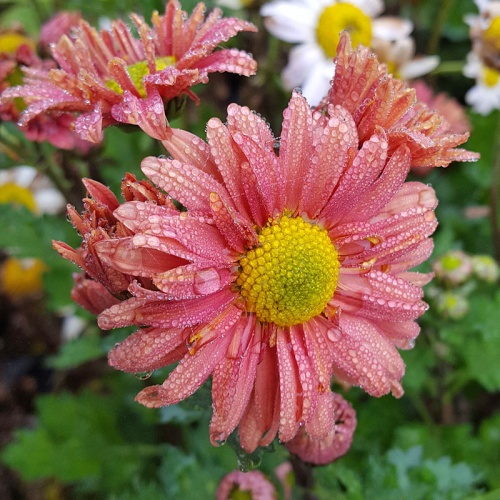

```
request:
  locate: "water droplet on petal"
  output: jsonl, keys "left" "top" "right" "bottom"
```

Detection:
{"left": 135, "top": 370, "right": 153, "bottom": 380}
{"left": 327, "top": 328, "right": 342, "bottom": 342}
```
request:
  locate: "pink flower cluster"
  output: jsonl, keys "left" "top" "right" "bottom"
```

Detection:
{"left": 53, "top": 33, "right": 478, "bottom": 465}
{"left": 1, "top": 0, "right": 257, "bottom": 143}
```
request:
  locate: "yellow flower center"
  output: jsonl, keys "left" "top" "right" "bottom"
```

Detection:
{"left": 106, "top": 56, "right": 176, "bottom": 97}
{"left": 484, "top": 16, "right": 500, "bottom": 51}
{"left": 0, "top": 32, "right": 35, "bottom": 54}
{"left": 0, "top": 182, "right": 37, "bottom": 212}
{"left": 482, "top": 64, "right": 500, "bottom": 87}
{"left": 1, "top": 257, "right": 46, "bottom": 297}
{"left": 441, "top": 254, "right": 462, "bottom": 271}
{"left": 236, "top": 215, "right": 340, "bottom": 327}
{"left": 316, "top": 2, "right": 372, "bottom": 59}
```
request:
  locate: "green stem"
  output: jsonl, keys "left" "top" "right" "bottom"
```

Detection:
{"left": 407, "top": 392, "right": 436, "bottom": 428}
{"left": 427, "top": 0, "right": 454, "bottom": 55}
{"left": 430, "top": 61, "right": 465, "bottom": 76}
{"left": 491, "top": 111, "right": 500, "bottom": 262}
{"left": 290, "top": 455, "right": 318, "bottom": 500}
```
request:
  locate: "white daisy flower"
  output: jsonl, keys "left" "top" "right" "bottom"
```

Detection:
{"left": 467, "top": 0, "right": 500, "bottom": 66}
{"left": 0, "top": 165, "right": 66, "bottom": 215}
{"left": 260, "top": 0, "right": 430, "bottom": 104}
{"left": 371, "top": 32, "right": 439, "bottom": 80}
{"left": 464, "top": 51, "right": 500, "bottom": 115}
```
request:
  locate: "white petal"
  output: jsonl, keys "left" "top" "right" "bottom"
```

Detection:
{"left": 34, "top": 187, "right": 66, "bottom": 214}
{"left": 0, "top": 165, "right": 38, "bottom": 188}
{"left": 373, "top": 16, "right": 413, "bottom": 41}
{"left": 400, "top": 55, "right": 440, "bottom": 79}
{"left": 261, "top": 1, "right": 318, "bottom": 43}
{"left": 466, "top": 83, "right": 500, "bottom": 115}
{"left": 349, "top": 0, "right": 384, "bottom": 17}
{"left": 299, "top": 61, "right": 335, "bottom": 105}
{"left": 463, "top": 51, "right": 481, "bottom": 78}
{"left": 282, "top": 43, "right": 325, "bottom": 89}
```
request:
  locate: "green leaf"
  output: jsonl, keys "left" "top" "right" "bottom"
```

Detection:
{"left": 46, "top": 331, "right": 105, "bottom": 369}
{"left": 1, "top": 390, "right": 157, "bottom": 490}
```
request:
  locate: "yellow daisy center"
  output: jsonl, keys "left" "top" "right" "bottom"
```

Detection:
{"left": 106, "top": 56, "right": 176, "bottom": 97}
{"left": 484, "top": 16, "right": 500, "bottom": 51}
{"left": 1, "top": 257, "right": 46, "bottom": 297}
{"left": 236, "top": 215, "right": 340, "bottom": 327}
{"left": 316, "top": 2, "right": 372, "bottom": 59}
{"left": 482, "top": 64, "right": 500, "bottom": 87}
{"left": 0, "top": 32, "right": 35, "bottom": 54}
{"left": 0, "top": 182, "right": 37, "bottom": 212}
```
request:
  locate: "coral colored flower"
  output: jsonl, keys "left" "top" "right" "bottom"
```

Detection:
{"left": 39, "top": 11, "right": 82, "bottom": 52}
{"left": 56, "top": 33, "right": 477, "bottom": 452}
{"left": 412, "top": 80, "right": 471, "bottom": 135}
{"left": 1, "top": 0, "right": 257, "bottom": 143}
{"left": 323, "top": 34, "right": 479, "bottom": 167}
{"left": 53, "top": 174, "right": 176, "bottom": 314}
{"left": 216, "top": 470, "right": 276, "bottom": 500}
{"left": 285, "top": 393, "right": 356, "bottom": 465}
{"left": 260, "top": 0, "right": 432, "bottom": 105}
{"left": 0, "top": 29, "right": 94, "bottom": 152}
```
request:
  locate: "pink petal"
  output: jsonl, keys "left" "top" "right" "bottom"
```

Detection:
{"left": 210, "top": 317, "right": 261, "bottom": 444}
{"left": 95, "top": 237, "right": 189, "bottom": 276}
{"left": 300, "top": 105, "right": 358, "bottom": 218}
{"left": 339, "top": 144, "right": 412, "bottom": 224}
{"left": 153, "top": 264, "right": 233, "bottom": 298}
{"left": 194, "top": 48, "right": 257, "bottom": 77}
{"left": 239, "top": 343, "right": 280, "bottom": 453}
{"left": 161, "top": 128, "right": 221, "bottom": 180}
{"left": 74, "top": 106, "right": 104, "bottom": 143}
{"left": 210, "top": 192, "right": 258, "bottom": 252}
{"left": 141, "top": 156, "right": 229, "bottom": 214}
{"left": 135, "top": 305, "right": 241, "bottom": 407}
{"left": 276, "top": 329, "right": 301, "bottom": 442}
{"left": 279, "top": 92, "right": 314, "bottom": 212}
{"left": 206, "top": 116, "right": 251, "bottom": 219}
{"left": 98, "top": 287, "right": 236, "bottom": 330}
{"left": 111, "top": 90, "right": 170, "bottom": 140}
{"left": 320, "top": 314, "right": 406, "bottom": 397}
{"left": 108, "top": 326, "right": 187, "bottom": 372}
{"left": 320, "top": 128, "right": 389, "bottom": 225}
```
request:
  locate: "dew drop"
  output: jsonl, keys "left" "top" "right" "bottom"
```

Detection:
{"left": 327, "top": 328, "right": 342, "bottom": 342}
{"left": 135, "top": 370, "right": 153, "bottom": 380}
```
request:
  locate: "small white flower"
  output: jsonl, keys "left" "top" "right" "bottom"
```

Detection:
{"left": 464, "top": 51, "right": 500, "bottom": 114}
{"left": 371, "top": 33, "right": 439, "bottom": 80}
{"left": 260, "top": 0, "right": 433, "bottom": 104}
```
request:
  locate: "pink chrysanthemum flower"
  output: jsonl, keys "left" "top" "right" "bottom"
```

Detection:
{"left": 320, "top": 34, "right": 479, "bottom": 167}
{"left": 216, "top": 470, "right": 277, "bottom": 500}
{"left": 54, "top": 32, "right": 477, "bottom": 453}
{"left": 0, "top": 30, "right": 93, "bottom": 152}
{"left": 1, "top": 0, "right": 257, "bottom": 143}
{"left": 285, "top": 393, "right": 356, "bottom": 465}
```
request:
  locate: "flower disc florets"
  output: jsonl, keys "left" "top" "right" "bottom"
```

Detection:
{"left": 316, "top": 3, "right": 372, "bottom": 58}
{"left": 236, "top": 215, "right": 339, "bottom": 327}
